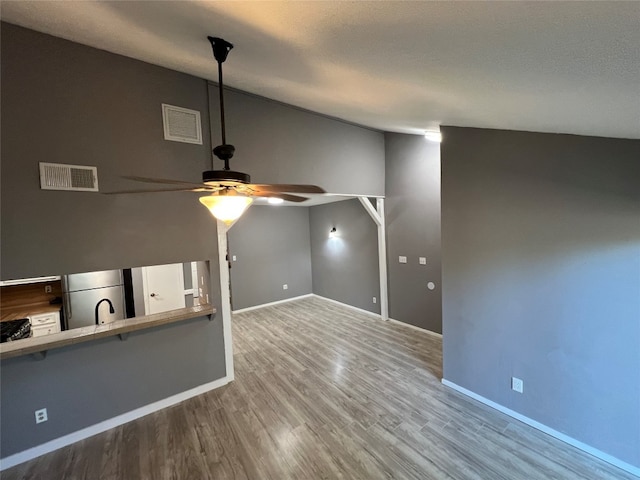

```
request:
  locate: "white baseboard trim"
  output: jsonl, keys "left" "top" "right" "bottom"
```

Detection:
{"left": 387, "top": 317, "right": 443, "bottom": 339}
{"left": 441, "top": 379, "right": 640, "bottom": 478}
{"left": 0, "top": 375, "right": 232, "bottom": 472}
{"left": 232, "top": 294, "right": 314, "bottom": 314}
{"left": 311, "top": 296, "right": 443, "bottom": 339}
{"left": 312, "top": 294, "right": 381, "bottom": 319}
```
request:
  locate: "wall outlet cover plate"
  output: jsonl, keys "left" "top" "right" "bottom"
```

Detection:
{"left": 512, "top": 377, "right": 524, "bottom": 393}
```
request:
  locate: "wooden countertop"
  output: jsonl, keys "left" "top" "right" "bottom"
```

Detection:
{"left": 1, "top": 304, "right": 62, "bottom": 322}
{"left": 0, "top": 304, "right": 216, "bottom": 360}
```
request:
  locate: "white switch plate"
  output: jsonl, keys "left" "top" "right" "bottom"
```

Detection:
{"left": 419, "top": 257, "right": 427, "bottom": 265}
{"left": 399, "top": 256, "right": 407, "bottom": 264}
{"left": 512, "top": 377, "right": 524, "bottom": 393}
{"left": 283, "top": 284, "right": 288, "bottom": 290}
{"left": 35, "top": 408, "right": 48, "bottom": 424}
{"left": 373, "top": 297, "right": 377, "bottom": 304}
{"left": 232, "top": 255, "right": 237, "bottom": 261}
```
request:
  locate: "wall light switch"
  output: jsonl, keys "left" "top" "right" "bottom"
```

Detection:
{"left": 283, "top": 284, "right": 288, "bottom": 290}
{"left": 373, "top": 297, "right": 377, "bottom": 304}
{"left": 232, "top": 255, "right": 237, "bottom": 261}
{"left": 399, "top": 256, "right": 407, "bottom": 264}
{"left": 419, "top": 257, "right": 427, "bottom": 265}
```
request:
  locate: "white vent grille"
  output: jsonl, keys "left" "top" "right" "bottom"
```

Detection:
{"left": 39, "top": 162, "right": 99, "bottom": 192}
{"left": 162, "top": 104, "right": 202, "bottom": 144}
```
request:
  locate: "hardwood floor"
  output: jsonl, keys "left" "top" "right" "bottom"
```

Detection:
{"left": 3, "top": 297, "right": 635, "bottom": 479}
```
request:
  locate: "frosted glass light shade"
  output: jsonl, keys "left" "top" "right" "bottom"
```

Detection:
{"left": 199, "top": 193, "right": 253, "bottom": 225}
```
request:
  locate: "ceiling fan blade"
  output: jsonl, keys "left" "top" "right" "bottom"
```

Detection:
{"left": 122, "top": 175, "right": 207, "bottom": 189}
{"left": 250, "top": 184, "right": 326, "bottom": 194}
{"left": 258, "top": 192, "right": 309, "bottom": 203}
{"left": 103, "top": 187, "right": 212, "bottom": 195}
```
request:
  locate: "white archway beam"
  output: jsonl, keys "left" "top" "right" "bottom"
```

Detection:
{"left": 358, "top": 197, "right": 382, "bottom": 226}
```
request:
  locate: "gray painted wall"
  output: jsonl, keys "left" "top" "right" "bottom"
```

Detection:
{"left": 208, "top": 85, "right": 385, "bottom": 196}
{"left": 441, "top": 126, "right": 640, "bottom": 468}
{"left": 310, "top": 199, "right": 380, "bottom": 314}
{"left": 385, "top": 133, "right": 442, "bottom": 333}
{"left": 228, "top": 206, "right": 312, "bottom": 310}
{"left": 1, "top": 24, "right": 226, "bottom": 457}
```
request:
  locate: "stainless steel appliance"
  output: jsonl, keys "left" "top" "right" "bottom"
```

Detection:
{"left": 62, "top": 270, "right": 125, "bottom": 330}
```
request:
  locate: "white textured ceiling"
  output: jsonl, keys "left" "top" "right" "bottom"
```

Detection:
{"left": 2, "top": 1, "right": 639, "bottom": 139}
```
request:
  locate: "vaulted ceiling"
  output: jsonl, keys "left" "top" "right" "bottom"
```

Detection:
{"left": 2, "top": 1, "right": 639, "bottom": 139}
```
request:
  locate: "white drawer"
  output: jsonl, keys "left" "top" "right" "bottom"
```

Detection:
{"left": 31, "top": 324, "right": 61, "bottom": 337}
{"left": 29, "top": 312, "right": 60, "bottom": 327}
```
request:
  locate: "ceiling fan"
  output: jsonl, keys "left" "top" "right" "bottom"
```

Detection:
{"left": 109, "top": 36, "right": 326, "bottom": 224}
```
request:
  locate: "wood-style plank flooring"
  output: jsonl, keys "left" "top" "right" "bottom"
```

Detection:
{"left": 3, "top": 297, "right": 636, "bottom": 479}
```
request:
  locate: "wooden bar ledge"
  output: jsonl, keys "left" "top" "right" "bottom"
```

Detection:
{"left": 0, "top": 304, "right": 216, "bottom": 360}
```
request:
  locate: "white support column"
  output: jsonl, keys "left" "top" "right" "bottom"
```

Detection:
{"left": 358, "top": 197, "right": 389, "bottom": 321}
{"left": 376, "top": 198, "right": 389, "bottom": 321}
{"left": 216, "top": 220, "right": 234, "bottom": 381}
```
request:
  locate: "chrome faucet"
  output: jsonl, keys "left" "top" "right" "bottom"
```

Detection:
{"left": 95, "top": 298, "right": 115, "bottom": 325}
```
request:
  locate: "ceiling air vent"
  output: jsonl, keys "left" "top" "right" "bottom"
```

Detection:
{"left": 39, "top": 162, "right": 99, "bottom": 192}
{"left": 162, "top": 104, "right": 203, "bottom": 144}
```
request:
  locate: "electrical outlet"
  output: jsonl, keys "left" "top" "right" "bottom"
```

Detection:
{"left": 512, "top": 377, "right": 524, "bottom": 393}
{"left": 35, "top": 408, "right": 48, "bottom": 424}
{"left": 419, "top": 257, "right": 427, "bottom": 265}
{"left": 44, "top": 285, "right": 52, "bottom": 293}
{"left": 373, "top": 297, "right": 377, "bottom": 304}
{"left": 399, "top": 256, "right": 407, "bottom": 264}
{"left": 283, "top": 284, "right": 288, "bottom": 290}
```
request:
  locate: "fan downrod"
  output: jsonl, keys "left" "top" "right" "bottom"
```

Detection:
{"left": 208, "top": 36, "right": 237, "bottom": 170}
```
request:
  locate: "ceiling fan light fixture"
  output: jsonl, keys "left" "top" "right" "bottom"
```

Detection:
{"left": 199, "top": 192, "right": 253, "bottom": 225}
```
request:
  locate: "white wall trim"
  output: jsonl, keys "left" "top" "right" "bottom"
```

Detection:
{"left": 0, "top": 375, "right": 231, "bottom": 472}
{"left": 239, "top": 295, "right": 443, "bottom": 340}
{"left": 441, "top": 379, "right": 640, "bottom": 478}
{"left": 375, "top": 198, "right": 389, "bottom": 321}
{"left": 387, "top": 317, "right": 443, "bottom": 339}
{"left": 312, "top": 294, "right": 381, "bottom": 318}
{"left": 232, "top": 294, "right": 314, "bottom": 314}
{"left": 216, "top": 220, "right": 235, "bottom": 382}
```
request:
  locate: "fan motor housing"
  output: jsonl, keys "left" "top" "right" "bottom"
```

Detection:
{"left": 203, "top": 170, "right": 251, "bottom": 184}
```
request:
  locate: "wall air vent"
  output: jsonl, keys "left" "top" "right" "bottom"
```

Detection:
{"left": 162, "top": 104, "right": 203, "bottom": 144}
{"left": 39, "top": 162, "right": 99, "bottom": 192}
